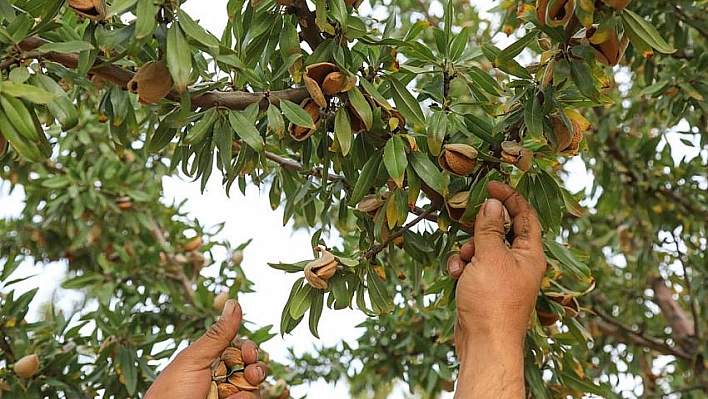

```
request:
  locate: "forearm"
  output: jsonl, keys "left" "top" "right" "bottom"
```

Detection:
{"left": 454, "top": 336, "right": 525, "bottom": 399}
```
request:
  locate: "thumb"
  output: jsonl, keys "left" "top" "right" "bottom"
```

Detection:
{"left": 473, "top": 198, "right": 507, "bottom": 253}
{"left": 183, "top": 299, "right": 242, "bottom": 364}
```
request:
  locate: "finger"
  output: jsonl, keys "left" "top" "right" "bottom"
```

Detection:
{"left": 486, "top": 181, "right": 543, "bottom": 253}
{"left": 181, "top": 299, "right": 242, "bottom": 365}
{"left": 460, "top": 239, "right": 475, "bottom": 262}
{"left": 240, "top": 340, "right": 259, "bottom": 364}
{"left": 244, "top": 361, "right": 268, "bottom": 386}
{"left": 472, "top": 198, "right": 508, "bottom": 252}
{"left": 447, "top": 253, "right": 466, "bottom": 280}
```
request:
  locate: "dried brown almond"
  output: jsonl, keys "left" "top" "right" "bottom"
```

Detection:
{"left": 438, "top": 144, "right": 478, "bottom": 176}
{"left": 217, "top": 383, "right": 240, "bottom": 399}
{"left": 228, "top": 371, "right": 259, "bottom": 391}
{"left": 222, "top": 347, "right": 244, "bottom": 369}
{"left": 13, "top": 354, "right": 39, "bottom": 379}
{"left": 183, "top": 236, "right": 203, "bottom": 252}
{"left": 322, "top": 72, "right": 347, "bottom": 95}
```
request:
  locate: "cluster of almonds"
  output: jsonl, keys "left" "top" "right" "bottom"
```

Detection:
{"left": 127, "top": 61, "right": 175, "bottom": 105}
{"left": 290, "top": 62, "right": 406, "bottom": 142}
{"left": 303, "top": 247, "right": 340, "bottom": 289}
{"left": 290, "top": 62, "right": 357, "bottom": 141}
{"left": 536, "top": 292, "right": 581, "bottom": 326}
{"left": 207, "top": 347, "right": 261, "bottom": 399}
{"left": 537, "top": 0, "right": 631, "bottom": 67}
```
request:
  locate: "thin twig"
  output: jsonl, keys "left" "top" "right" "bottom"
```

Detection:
{"left": 673, "top": 236, "right": 700, "bottom": 340}
{"left": 363, "top": 205, "right": 439, "bottom": 260}
{"left": 673, "top": 6, "right": 708, "bottom": 41}
{"left": 148, "top": 219, "right": 196, "bottom": 307}
{"left": 659, "top": 384, "right": 708, "bottom": 398}
{"left": 232, "top": 140, "right": 350, "bottom": 187}
{"left": 592, "top": 307, "right": 691, "bottom": 361}
{"left": 0, "top": 330, "right": 15, "bottom": 363}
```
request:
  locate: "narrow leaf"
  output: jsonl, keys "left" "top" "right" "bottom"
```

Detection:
{"left": 383, "top": 135, "right": 408, "bottom": 188}
{"left": 389, "top": 76, "right": 425, "bottom": 127}
{"left": 279, "top": 99, "right": 315, "bottom": 129}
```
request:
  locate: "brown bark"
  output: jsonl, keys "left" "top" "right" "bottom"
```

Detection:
{"left": 289, "top": 0, "right": 323, "bottom": 51}
{"left": 649, "top": 276, "right": 696, "bottom": 350}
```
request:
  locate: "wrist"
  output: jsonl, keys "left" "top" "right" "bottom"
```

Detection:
{"left": 455, "top": 329, "right": 525, "bottom": 399}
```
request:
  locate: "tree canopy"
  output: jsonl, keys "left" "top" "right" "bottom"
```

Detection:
{"left": 1, "top": 0, "right": 707, "bottom": 398}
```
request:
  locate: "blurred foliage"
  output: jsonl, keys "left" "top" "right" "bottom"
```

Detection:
{"left": 1, "top": 0, "right": 707, "bottom": 398}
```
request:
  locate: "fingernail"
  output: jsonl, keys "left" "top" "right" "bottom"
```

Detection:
{"left": 222, "top": 299, "right": 236, "bottom": 317}
{"left": 449, "top": 261, "right": 461, "bottom": 275}
{"left": 483, "top": 198, "right": 503, "bottom": 217}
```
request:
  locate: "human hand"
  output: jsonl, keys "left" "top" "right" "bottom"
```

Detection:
{"left": 448, "top": 181, "right": 546, "bottom": 348}
{"left": 144, "top": 300, "right": 268, "bottom": 399}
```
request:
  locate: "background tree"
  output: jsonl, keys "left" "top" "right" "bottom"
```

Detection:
{"left": 1, "top": 0, "right": 706, "bottom": 398}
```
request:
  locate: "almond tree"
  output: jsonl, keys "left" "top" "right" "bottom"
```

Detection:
{"left": 1, "top": 0, "right": 706, "bottom": 398}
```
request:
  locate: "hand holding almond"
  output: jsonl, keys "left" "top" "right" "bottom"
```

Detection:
{"left": 447, "top": 182, "right": 546, "bottom": 399}
{"left": 145, "top": 300, "right": 267, "bottom": 399}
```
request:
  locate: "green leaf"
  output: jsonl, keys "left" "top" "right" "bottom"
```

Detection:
{"left": 427, "top": 110, "right": 447, "bottom": 156}
{"left": 134, "top": 0, "right": 158, "bottom": 40}
{"left": 183, "top": 108, "right": 217, "bottom": 145}
{"left": 334, "top": 106, "right": 352, "bottom": 156}
{"left": 107, "top": 0, "right": 137, "bottom": 16}
{"left": 569, "top": 60, "right": 600, "bottom": 102}
{"left": 409, "top": 152, "right": 445, "bottom": 196}
{"left": 383, "top": 135, "right": 408, "bottom": 188}
{"left": 389, "top": 76, "right": 425, "bottom": 127}
{"left": 359, "top": 78, "right": 392, "bottom": 110}
{"left": 308, "top": 289, "right": 324, "bottom": 338}
{"left": 279, "top": 99, "right": 315, "bottom": 129}
{"left": 166, "top": 24, "right": 192, "bottom": 92}
{"left": 449, "top": 26, "right": 469, "bottom": 62}
{"left": 36, "top": 40, "right": 94, "bottom": 53}
{"left": 289, "top": 283, "right": 314, "bottom": 319}
{"left": 266, "top": 103, "right": 285, "bottom": 138}
{"left": 495, "top": 29, "right": 537, "bottom": 65}
{"left": 30, "top": 74, "right": 78, "bottom": 130}
{"left": 544, "top": 239, "right": 591, "bottom": 278}
{"left": 177, "top": 8, "right": 220, "bottom": 54}
{"left": 228, "top": 110, "right": 264, "bottom": 152}
{"left": 621, "top": 9, "right": 676, "bottom": 54}
{"left": 347, "top": 87, "right": 373, "bottom": 131}
{"left": 0, "top": 81, "right": 56, "bottom": 103}
{"left": 349, "top": 155, "right": 382, "bottom": 205}
{"left": 524, "top": 90, "right": 544, "bottom": 138}
{"left": 116, "top": 346, "right": 138, "bottom": 395}
{"left": 367, "top": 272, "right": 393, "bottom": 314}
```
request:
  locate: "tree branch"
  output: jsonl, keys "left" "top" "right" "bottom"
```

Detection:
{"left": 17, "top": 36, "right": 309, "bottom": 111}
{"left": 673, "top": 237, "right": 701, "bottom": 341}
{"left": 673, "top": 6, "right": 708, "bottom": 41}
{"left": 148, "top": 219, "right": 196, "bottom": 307}
{"left": 592, "top": 307, "right": 691, "bottom": 360}
{"left": 232, "top": 140, "right": 349, "bottom": 187}
{"left": 363, "top": 205, "right": 439, "bottom": 260}
{"left": 289, "top": 0, "right": 323, "bottom": 51}
{"left": 649, "top": 276, "right": 696, "bottom": 352}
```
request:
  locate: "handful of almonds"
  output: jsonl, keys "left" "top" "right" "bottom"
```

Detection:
{"left": 207, "top": 345, "right": 264, "bottom": 399}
